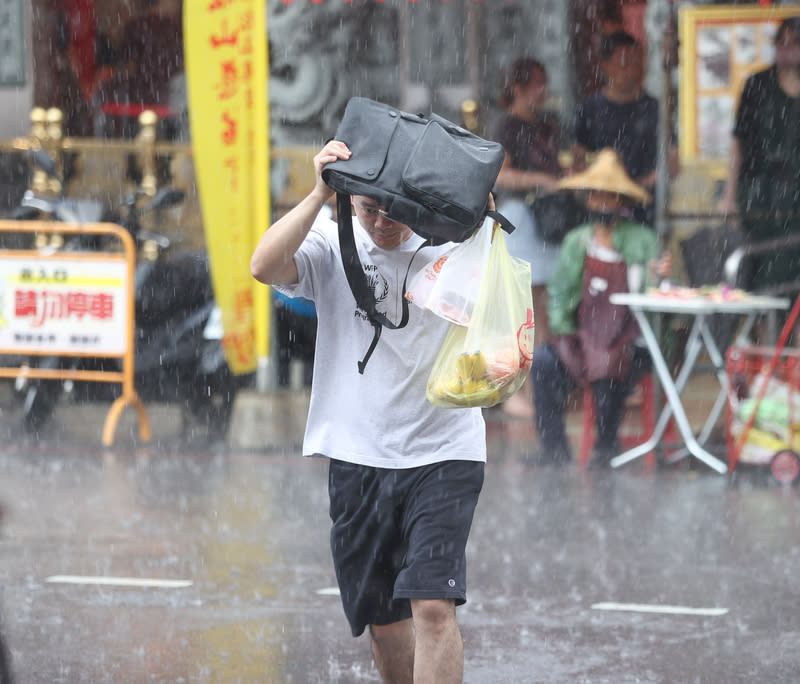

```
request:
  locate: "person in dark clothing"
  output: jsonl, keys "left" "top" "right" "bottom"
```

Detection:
{"left": 719, "top": 16, "right": 800, "bottom": 293}
{"left": 491, "top": 57, "right": 567, "bottom": 348}
{"left": 572, "top": 31, "right": 678, "bottom": 226}
{"left": 117, "top": 0, "right": 184, "bottom": 107}
{"left": 490, "top": 57, "right": 568, "bottom": 417}
{"left": 95, "top": 0, "right": 184, "bottom": 138}
{"left": 273, "top": 290, "right": 317, "bottom": 387}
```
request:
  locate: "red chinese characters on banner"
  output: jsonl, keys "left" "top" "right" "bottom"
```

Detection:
{"left": 208, "top": 0, "right": 237, "bottom": 9}
{"left": 233, "top": 288, "right": 253, "bottom": 324}
{"left": 239, "top": 13, "right": 254, "bottom": 112}
{"left": 218, "top": 61, "right": 239, "bottom": 100}
{"left": 223, "top": 157, "right": 239, "bottom": 193}
{"left": 187, "top": 0, "right": 260, "bottom": 373}
{"left": 221, "top": 112, "right": 238, "bottom": 145}
{"left": 208, "top": 2, "right": 254, "bottom": 212}
{"left": 15, "top": 290, "right": 114, "bottom": 328}
{"left": 224, "top": 328, "right": 256, "bottom": 367}
{"left": 209, "top": 19, "right": 239, "bottom": 47}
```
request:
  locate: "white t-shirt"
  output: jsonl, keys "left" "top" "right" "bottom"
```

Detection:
{"left": 274, "top": 214, "right": 487, "bottom": 469}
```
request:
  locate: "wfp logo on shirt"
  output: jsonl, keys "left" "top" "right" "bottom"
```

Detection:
{"left": 354, "top": 265, "right": 389, "bottom": 321}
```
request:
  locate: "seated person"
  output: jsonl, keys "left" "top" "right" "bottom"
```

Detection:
{"left": 273, "top": 290, "right": 317, "bottom": 387}
{"left": 272, "top": 203, "right": 330, "bottom": 387}
{"left": 531, "top": 149, "right": 672, "bottom": 467}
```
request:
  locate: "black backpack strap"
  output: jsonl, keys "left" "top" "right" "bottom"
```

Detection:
{"left": 337, "top": 192, "right": 432, "bottom": 373}
{"left": 358, "top": 319, "right": 383, "bottom": 375}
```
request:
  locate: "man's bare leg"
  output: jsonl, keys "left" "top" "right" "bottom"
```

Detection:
{"left": 369, "top": 619, "right": 414, "bottom": 684}
{"left": 411, "top": 599, "right": 463, "bottom": 684}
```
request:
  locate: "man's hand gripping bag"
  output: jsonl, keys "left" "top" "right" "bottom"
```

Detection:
{"left": 321, "top": 97, "right": 514, "bottom": 374}
{"left": 322, "top": 97, "right": 506, "bottom": 243}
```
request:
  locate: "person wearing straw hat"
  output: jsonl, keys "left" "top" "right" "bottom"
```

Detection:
{"left": 530, "top": 149, "right": 672, "bottom": 467}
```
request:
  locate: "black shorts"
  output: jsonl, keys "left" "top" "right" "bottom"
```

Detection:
{"left": 328, "top": 458, "right": 485, "bottom": 637}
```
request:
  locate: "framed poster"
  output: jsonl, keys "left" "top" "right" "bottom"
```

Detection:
{"left": 678, "top": 4, "right": 800, "bottom": 163}
{"left": 0, "top": 0, "right": 25, "bottom": 86}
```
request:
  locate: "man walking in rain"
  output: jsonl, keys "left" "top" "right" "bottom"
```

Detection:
{"left": 250, "top": 139, "right": 490, "bottom": 683}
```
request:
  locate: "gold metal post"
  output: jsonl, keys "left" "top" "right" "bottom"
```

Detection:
{"left": 29, "top": 107, "right": 48, "bottom": 194}
{"left": 461, "top": 99, "right": 479, "bottom": 134}
{"left": 136, "top": 110, "right": 159, "bottom": 197}
{"left": 44, "top": 108, "right": 64, "bottom": 194}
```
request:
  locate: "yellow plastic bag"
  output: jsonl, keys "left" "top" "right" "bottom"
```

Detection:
{"left": 427, "top": 225, "right": 534, "bottom": 408}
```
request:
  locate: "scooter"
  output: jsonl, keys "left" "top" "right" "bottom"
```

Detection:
{"left": 10, "top": 150, "right": 242, "bottom": 436}
{"left": 6, "top": 148, "right": 109, "bottom": 431}
{"left": 114, "top": 188, "right": 241, "bottom": 435}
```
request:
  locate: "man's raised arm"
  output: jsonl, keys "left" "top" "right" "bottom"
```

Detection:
{"left": 250, "top": 141, "right": 351, "bottom": 285}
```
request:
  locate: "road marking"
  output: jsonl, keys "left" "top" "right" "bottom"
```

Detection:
{"left": 316, "top": 587, "right": 341, "bottom": 596}
{"left": 592, "top": 602, "right": 728, "bottom": 617}
{"left": 46, "top": 575, "right": 192, "bottom": 589}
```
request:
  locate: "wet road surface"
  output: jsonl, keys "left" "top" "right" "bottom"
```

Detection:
{"left": 1, "top": 390, "right": 800, "bottom": 683}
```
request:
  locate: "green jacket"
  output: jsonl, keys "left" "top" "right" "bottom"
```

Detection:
{"left": 548, "top": 221, "right": 659, "bottom": 335}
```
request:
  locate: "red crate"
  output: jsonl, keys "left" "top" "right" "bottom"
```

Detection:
{"left": 726, "top": 345, "right": 800, "bottom": 483}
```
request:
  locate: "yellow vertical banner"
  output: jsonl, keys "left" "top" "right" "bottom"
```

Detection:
{"left": 183, "top": 0, "right": 269, "bottom": 376}
{"left": 252, "top": 0, "right": 271, "bottom": 380}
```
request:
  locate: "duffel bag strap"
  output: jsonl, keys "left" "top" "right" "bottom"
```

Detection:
{"left": 337, "top": 193, "right": 432, "bottom": 374}
{"left": 337, "top": 196, "right": 515, "bottom": 373}
{"left": 486, "top": 209, "right": 516, "bottom": 235}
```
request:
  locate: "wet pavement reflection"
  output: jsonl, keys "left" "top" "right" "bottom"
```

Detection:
{"left": 1, "top": 400, "right": 800, "bottom": 683}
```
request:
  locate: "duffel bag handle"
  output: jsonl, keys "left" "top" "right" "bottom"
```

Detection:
{"left": 487, "top": 209, "right": 516, "bottom": 235}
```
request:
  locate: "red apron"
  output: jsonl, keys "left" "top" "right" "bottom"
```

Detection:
{"left": 553, "top": 254, "right": 639, "bottom": 384}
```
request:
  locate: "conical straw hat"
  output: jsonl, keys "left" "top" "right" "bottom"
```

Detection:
{"left": 557, "top": 148, "right": 652, "bottom": 204}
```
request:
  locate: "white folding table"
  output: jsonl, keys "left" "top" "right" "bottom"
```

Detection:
{"left": 607, "top": 292, "right": 789, "bottom": 474}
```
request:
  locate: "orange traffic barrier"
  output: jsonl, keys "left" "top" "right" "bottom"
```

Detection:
{"left": 0, "top": 220, "right": 150, "bottom": 445}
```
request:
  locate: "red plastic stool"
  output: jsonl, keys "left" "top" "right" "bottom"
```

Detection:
{"left": 579, "top": 373, "right": 657, "bottom": 467}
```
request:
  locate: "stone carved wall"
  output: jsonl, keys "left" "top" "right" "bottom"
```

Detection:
{"left": 268, "top": 0, "right": 401, "bottom": 145}
{"left": 267, "top": 0, "right": 571, "bottom": 146}
{"left": 483, "top": 0, "right": 574, "bottom": 131}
